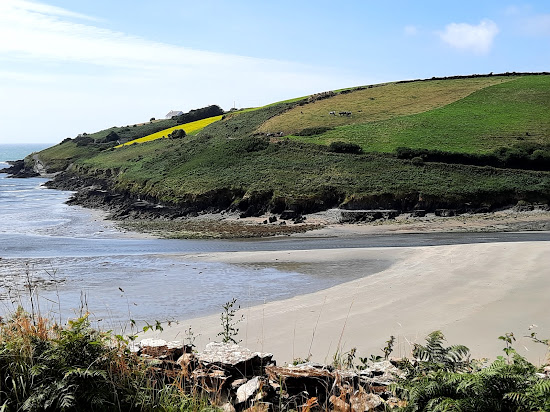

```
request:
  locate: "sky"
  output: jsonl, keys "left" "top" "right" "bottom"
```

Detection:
{"left": 0, "top": 1, "right": 549, "bottom": 144}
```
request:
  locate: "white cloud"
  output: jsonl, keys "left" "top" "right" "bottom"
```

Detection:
{"left": 439, "top": 19, "right": 499, "bottom": 54}
{"left": 0, "top": 0, "right": 370, "bottom": 144}
{"left": 404, "top": 25, "right": 418, "bottom": 36}
{"left": 1, "top": 0, "right": 99, "bottom": 21}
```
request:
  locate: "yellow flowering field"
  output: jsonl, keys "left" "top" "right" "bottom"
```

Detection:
{"left": 116, "top": 115, "right": 222, "bottom": 147}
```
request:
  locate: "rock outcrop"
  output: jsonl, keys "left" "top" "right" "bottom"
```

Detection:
{"left": 136, "top": 339, "right": 400, "bottom": 411}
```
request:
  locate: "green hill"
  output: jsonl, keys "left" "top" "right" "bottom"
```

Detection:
{"left": 280, "top": 75, "right": 550, "bottom": 154}
{"left": 32, "top": 73, "right": 550, "bottom": 228}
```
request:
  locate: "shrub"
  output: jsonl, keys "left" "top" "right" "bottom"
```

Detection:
{"left": 168, "top": 129, "right": 186, "bottom": 139}
{"left": 74, "top": 135, "right": 94, "bottom": 146}
{"left": 411, "top": 156, "right": 424, "bottom": 165}
{"left": 295, "top": 126, "right": 333, "bottom": 136}
{"left": 175, "top": 105, "right": 225, "bottom": 125}
{"left": 329, "top": 141, "right": 363, "bottom": 154}
{"left": 0, "top": 308, "right": 211, "bottom": 411}
{"left": 390, "top": 331, "right": 550, "bottom": 412}
{"left": 236, "top": 136, "right": 269, "bottom": 153}
{"left": 104, "top": 131, "right": 120, "bottom": 143}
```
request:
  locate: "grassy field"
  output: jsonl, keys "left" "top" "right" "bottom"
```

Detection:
{"left": 33, "top": 74, "right": 550, "bottom": 217}
{"left": 257, "top": 77, "right": 514, "bottom": 135}
{"left": 116, "top": 115, "right": 223, "bottom": 147}
{"left": 282, "top": 75, "right": 550, "bottom": 153}
{"left": 32, "top": 140, "right": 102, "bottom": 172}
{"left": 79, "top": 135, "right": 550, "bottom": 212}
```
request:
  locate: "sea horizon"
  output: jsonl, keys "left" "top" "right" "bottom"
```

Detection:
{"left": 0, "top": 143, "right": 53, "bottom": 164}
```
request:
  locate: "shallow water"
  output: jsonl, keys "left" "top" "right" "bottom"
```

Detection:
{"left": 0, "top": 169, "right": 385, "bottom": 328}
{"left": 1, "top": 146, "right": 549, "bottom": 330}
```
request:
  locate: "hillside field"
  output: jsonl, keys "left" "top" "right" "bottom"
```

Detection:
{"left": 32, "top": 73, "right": 550, "bottom": 224}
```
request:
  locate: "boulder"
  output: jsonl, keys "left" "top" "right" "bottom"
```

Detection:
{"left": 340, "top": 210, "right": 400, "bottom": 223}
{"left": 177, "top": 352, "right": 198, "bottom": 378}
{"left": 236, "top": 376, "right": 262, "bottom": 404}
{"left": 138, "top": 338, "right": 190, "bottom": 360}
{"left": 198, "top": 342, "right": 274, "bottom": 379}
{"left": 192, "top": 367, "right": 230, "bottom": 398}
{"left": 358, "top": 360, "right": 405, "bottom": 386}
{"left": 265, "top": 364, "right": 334, "bottom": 402}
{"left": 280, "top": 210, "right": 298, "bottom": 220}
{"left": 410, "top": 209, "right": 426, "bottom": 217}
{"left": 434, "top": 209, "right": 456, "bottom": 217}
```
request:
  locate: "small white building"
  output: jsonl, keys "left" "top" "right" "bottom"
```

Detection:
{"left": 165, "top": 110, "right": 184, "bottom": 119}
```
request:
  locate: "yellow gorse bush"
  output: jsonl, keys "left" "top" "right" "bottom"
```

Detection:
{"left": 116, "top": 115, "right": 222, "bottom": 147}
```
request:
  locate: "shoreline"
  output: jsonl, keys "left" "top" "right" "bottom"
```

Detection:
{"left": 107, "top": 205, "right": 550, "bottom": 239}
{"left": 145, "top": 241, "right": 550, "bottom": 365}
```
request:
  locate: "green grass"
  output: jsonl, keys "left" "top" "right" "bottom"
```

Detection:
{"left": 288, "top": 75, "right": 550, "bottom": 154}
{"left": 258, "top": 76, "right": 514, "bottom": 135}
{"left": 34, "top": 74, "right": 550, "bottom": 215}
{"left": 116, "top": 115, "right": 223, "bottom": 147}
{"left": 79, "top": 135, "right": 550, "bottom": 211}
{"left": 197, "top": 100, "right": 301, "bottom": 140}
{"left": 33, "top": 140, "right": 102, "bottom": 172}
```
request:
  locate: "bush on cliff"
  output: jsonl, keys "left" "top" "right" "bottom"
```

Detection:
{"left": 169, "top": 128, "right": 186, "bottom": 139}
{"left": 329, "top": 141, "right": 363, "bottom": 154}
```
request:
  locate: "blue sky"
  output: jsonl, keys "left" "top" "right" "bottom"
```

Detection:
{"left": 0, "top": 1, "right": 549, "bottom": 144}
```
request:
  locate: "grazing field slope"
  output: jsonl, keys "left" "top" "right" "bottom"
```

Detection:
{"left": 260, "top": 75, "right": 550, "bottom": 154}
{"left": 31, "top": 73, "right": 550, "bottom": 218}
{"left": 257, "top": 77, "right": 514, "bottom": 135}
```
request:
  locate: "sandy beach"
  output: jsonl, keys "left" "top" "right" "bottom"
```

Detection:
{"left": 147, "top": 240, "right": 550, "bottom": 365}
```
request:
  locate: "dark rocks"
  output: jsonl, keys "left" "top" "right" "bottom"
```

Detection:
{"left": 135, "top": 340, "right": 402, "bottom": 411}
{"left": 0, "top": 160, "right": 39, "bottom": 178}
{"left": 340, "top": 210, "right": 400, "bottom": 223}
{"left": 137, "top": 338, "right": 191, "bottom": 360}
{"left": 358, "top": 360, "right": 405, "bottom": 386}
{"left": 410, "top": 209, "right": 426, "bottom": 217}
{"left": 513, "top": 201, "right": 534, "bottom": 212}
{"left": 279, "top": 210, "right": 298, "bottom": 220}
{"left": 198, "top": 342, "right": 274, "bottom": 379}
{"left": 434, "top": 209, "right": 457, "bottom": 217}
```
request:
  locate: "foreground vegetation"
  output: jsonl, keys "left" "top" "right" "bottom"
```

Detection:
{"left": 0, "top": 309, "right": 214, "bottom": 411}
{"left": 1, "top": 307, "right": 548, "bottom": 411}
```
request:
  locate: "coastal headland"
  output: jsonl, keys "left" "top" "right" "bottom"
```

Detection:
{"left": 3, "top": 72, "right": 550, "bottom": 365}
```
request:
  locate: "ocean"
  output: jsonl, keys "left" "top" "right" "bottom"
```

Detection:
{"left": 0, "top": 144, "right": 372, "bottom": 329}
{"left": 0, "top": 144, "right": 52, "bottom": 164}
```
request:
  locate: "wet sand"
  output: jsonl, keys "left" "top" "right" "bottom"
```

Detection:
{"left": 147, "top": 241, "right": 550, "bottom": 365}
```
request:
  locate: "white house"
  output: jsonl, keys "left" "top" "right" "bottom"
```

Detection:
{"left": 165, "top": 110, "right": 184, "bottom": 119}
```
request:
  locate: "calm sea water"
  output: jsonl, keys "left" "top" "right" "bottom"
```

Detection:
{"left": 0, "top": 144, "right": 375, "bottom": 329}
{"left": 0, "top": 144, "right": 52, "bottom": 163}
